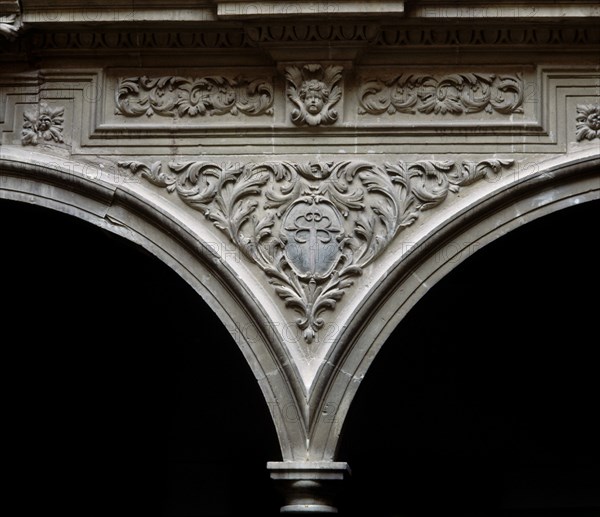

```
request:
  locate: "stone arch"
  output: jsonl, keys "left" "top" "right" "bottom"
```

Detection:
{"left": 335, "top": 195, "right": 600, "bottom": 515}
{"left": 0, "top": 197, "right": 285, "bottom": 514}
{"left": 0, "top": 152, "right": 306, "bottom": 462}
{"left": 308, "top": 153, "right": 600, "bottom": 461}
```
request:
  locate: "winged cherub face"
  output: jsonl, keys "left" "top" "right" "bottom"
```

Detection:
{"left": 300, "top": 79, "right": 330, "bottom": 114}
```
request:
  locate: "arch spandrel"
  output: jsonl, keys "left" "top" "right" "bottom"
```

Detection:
{"left": 3, "top": 148, "right": 598, "bottom": 465}
{"left": 1, "top": 2, "right": 600, "bottom": 510}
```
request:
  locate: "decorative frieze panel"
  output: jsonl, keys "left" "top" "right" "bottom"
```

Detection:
{"left": 4, "top": 67, "right": 594, "bottom": 153}
{"left": 115, "top": 75, "right": 274, "bottom": 118}
{"left": 358, "top": 73, "right": 524, "bottom": 116}
{"left": 119, "top": 157, "right": 513, "bottom": 343}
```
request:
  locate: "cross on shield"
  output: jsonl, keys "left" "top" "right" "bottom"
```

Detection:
{"left": 281, "top": 199, "right": 344, "bottom": 279}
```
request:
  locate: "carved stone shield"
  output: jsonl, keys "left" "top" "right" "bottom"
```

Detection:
{"left": 281, "top": 198, "right": 344, "bottom": 279}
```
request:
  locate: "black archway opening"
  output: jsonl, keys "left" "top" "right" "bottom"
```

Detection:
{"left": 338, "top": 200, "right": 600, "bottom": 516}
{"left": 1, "top": 199, "right": 282, "bottom": 516}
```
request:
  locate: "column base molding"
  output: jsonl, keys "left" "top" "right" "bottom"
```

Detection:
{"left": 267, "top": 461, "right": 350, "bottom": 514}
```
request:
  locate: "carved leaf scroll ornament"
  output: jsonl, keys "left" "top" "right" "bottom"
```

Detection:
{"left": 115, "top": 75, "right": 274, "bottom": 118}
{"left": 119, "top": 158, "right": 513, "bottom": 343}
{"left": 358, "top": 73, "right": 524, "bottom": 116}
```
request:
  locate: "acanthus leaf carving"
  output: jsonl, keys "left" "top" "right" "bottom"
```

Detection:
{"left": 285, "top": 64, "right": 343, "bottom": 126}
{"left": 358, "top": 73, "right": 524, "bottom": 116}
{"left": 115, "top": 75, "right": 274, "bottom": 118}
{"left": 119, "top": 158, "right": 514, "bottom": 344}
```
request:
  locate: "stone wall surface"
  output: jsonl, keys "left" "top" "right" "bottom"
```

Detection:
{"left": 1, "top": 1, "right": 599, "bottom": 512}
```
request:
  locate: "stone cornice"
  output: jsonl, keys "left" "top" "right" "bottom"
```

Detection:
{"left": 3, "top": 0, "right": 599, "bottom": 57}
{"left": 216, "top": 0, "right": 405, "bottom": 18}
{"left": 15, "top": 1, "right": 600, "bottom": 23}
{"left": 2, "top": 22, "right": 597, "bottom": 62}
{"left": 6, "top": 1, "right": 599, "bottom": 36}
{"left": 19, "top": 1, "right": 216, "bottom": 25}
{"left": 406, "top": 0, "right": 600, "bottom": 19}
{"left": 3, "top": 1, "right": 598, "bottom": 56}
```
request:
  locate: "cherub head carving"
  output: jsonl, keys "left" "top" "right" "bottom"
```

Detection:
{"left": 299, "top": 79, "right": 330, "bottom": 115}
{"left": 286, "top": 64, "right": 343, "bottom": 126}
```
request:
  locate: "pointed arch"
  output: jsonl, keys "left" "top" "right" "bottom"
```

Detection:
{"left": 1, "top": 197, "right": 286, "bottom": 514}
{"left": 335, "top": 196, "right": 600, "bottom": 515}
{"left": 0, "top": 151, "right": 307, "bottom": 461}
{"left": 308, "top": 153, "right": 600, "bottom": 460}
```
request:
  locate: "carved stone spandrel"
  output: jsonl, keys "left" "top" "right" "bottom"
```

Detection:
{"left": 119, "top": 158, "right": 514, "bottom": 344}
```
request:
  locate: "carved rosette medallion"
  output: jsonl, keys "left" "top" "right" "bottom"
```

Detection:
{"left": 575, "top": 104, "right": 600, "bottom": 141}
{"left": 115, "top": 75, "right": 274, "bottom": 117}
{"left": 119, "top": 158, "right": 513, "bottom": 343}
{"left": 21, "top": 102, "right": 65, "bottom": 146}
{"left": 358, "top": 73, "right": 524, "bottom": 116}
{"left": 285, "top": 64, "right": 343, "bottom": 126}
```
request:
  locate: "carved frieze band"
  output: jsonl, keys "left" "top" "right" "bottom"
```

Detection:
{"left": 575, "top": 104, "right": 600, "bottom": 141}
{"left": 358, "top": 73, "right": 524, "bottom": 116}
{"left": 23, "top": 26, "right": 600, "bottom": 52}
{"left": 111, "top": 69, "right": 527, "bottom": 125}
{"left": 115, "top": 75, "right": 274, "bottom": 118}
{"left": 119, "top": 158, "right": 514, "bottom": 343}
{"left": 28, "top": 29, "right": 253, "bottom": 51}
{"left": 373, "top": 26, "right": 600, "bottom": 47}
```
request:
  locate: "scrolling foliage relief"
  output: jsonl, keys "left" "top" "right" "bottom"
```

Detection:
{"left": 359, "top": 73, "right": 524, "bottom": 116}
{"left": 115, "top": 75, "right": 274, "bottom": 117}
{"left": 119, "top": 158, "right": 513, "bottom": 343}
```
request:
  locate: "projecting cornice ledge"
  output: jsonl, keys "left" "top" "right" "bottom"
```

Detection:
{"left": 10, "top": 1, "right": 600, "bottom": 33}
{"left": 215, "top": 1, "right": 405, "bottom": 19}
{"left": 214, "top": 1, "right": 600, "bottom": 20}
